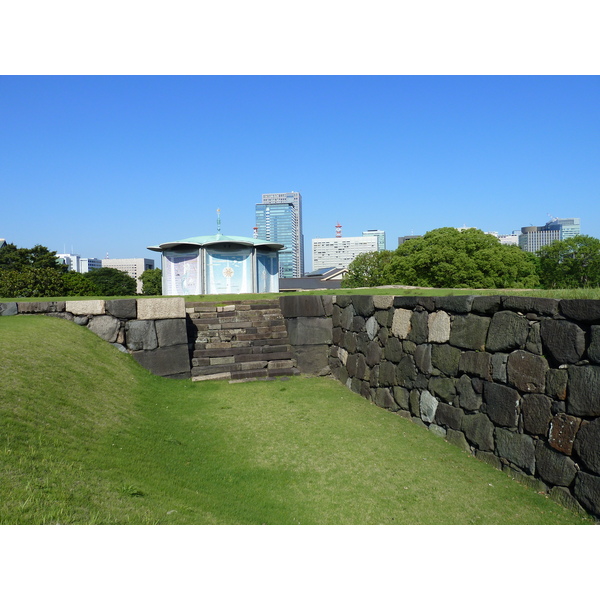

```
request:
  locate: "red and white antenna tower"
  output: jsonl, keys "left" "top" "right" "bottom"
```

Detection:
{"left": 335, "top": 222, "right": 342, "bottom": 238}
{"left": 253, "top": 225, "right": 259, "bottom": 239}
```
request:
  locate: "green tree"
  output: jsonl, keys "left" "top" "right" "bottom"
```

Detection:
{"left": 83, "top": 267, "right": 136, "bottom": 296}
{"left": 537, "top": 235, "right": 600, "bottom": 288}
{"left": 382, "top": 228, "right": 539, "bottom": 289}
{"left": 342, "top": 251, "right": 393, "bottom": 288}
{"left": 62, "top": 271, "right": 100, "bottom": 296}
{"left": 0, "top": 242, "right": 66, "bottom": 271}
{"left": 139, "top": 268, "right": 163, "bottom": 295}
{"left": 0, "top": 267, "right": 66, "bottom": 298}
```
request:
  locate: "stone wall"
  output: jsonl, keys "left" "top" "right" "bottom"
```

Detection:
{"left": 1, "top": 298, "right": 191, "bottom": 379}
{"left": 282, "top": 294, "right": 600, "bottom": 519}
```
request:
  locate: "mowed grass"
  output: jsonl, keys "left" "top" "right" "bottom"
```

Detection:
{"left": 0, "top": 316, "right": 593, "bottom": 525}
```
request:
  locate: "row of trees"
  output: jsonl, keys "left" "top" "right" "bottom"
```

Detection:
{"left": 342, "top": 228, "right": 600, "bottom": 290}
{"left": 0, "top": 242, "right": 162, "bottom": 297}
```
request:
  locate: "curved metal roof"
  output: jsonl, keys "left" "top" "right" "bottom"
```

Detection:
{"left": 148, "top": 233, "right": 284, "bottom": 252}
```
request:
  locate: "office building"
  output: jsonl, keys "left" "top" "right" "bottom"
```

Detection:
{"left": 255, "top": 192, "right": 304, "bottom": 278}
{"left": 519, "top": 218, "right": 581, "bottom": 253}
{"left": 102, "top": 258, "right": 155, "bottom": 293}
{"left": 398, "top": 235, "right": 422, "bottom": 246}
{"left": 57, "top": 253, "right": 81, "bottom": 272}
{"left": 362, "top": 229, "right": 386, "bottom": 251}
{"left": 312, "top": 236, "right": 378, "bottom": 270}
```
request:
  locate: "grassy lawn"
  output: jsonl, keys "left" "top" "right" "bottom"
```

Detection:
{"left": 0, "top": 315, "right": 593, "bottom": 525}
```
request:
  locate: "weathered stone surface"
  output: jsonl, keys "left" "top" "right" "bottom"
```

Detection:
{"left": 351, "top": 315, "right": 366, "bottom": 333}
{"left": 567, "top": 365, "right": 600, "bottom": 417}
{"left": 342, "top": 331, "right": 357, "bottom": 354}
{"left": 106, "top": 299, "right": 137, "bottom": 319}
{"left": 428, "top": 311, "right": 451, "bottom": 343}
{"left": 321, "top": 295, "right": 333, "bottom": 317}
{"left": 373, "top": 295, "right": 394, "bottom": 309}
{"left": 501, "top": 296, "right": 559, "bottom": 317}
{"left": 471, "top": 296, "right": 502, "bottom": 315}
{"left": 375, "top": 309, "right": 392, "bottom": 328}
{"left": 435, "top": 295, "right": 475, "bottom": 314}
{"left": 279, "top": 295, "right": 326, "bottom": 318}
{"left": 332, "top": 326, "right": 343, "bottom": 345}
{"left": 0, "top": 302, "right": 18, "bottom": 316}
{"left": 462, "top": 413, "right": 494, "bottom": 451}
{"left": 573, "top": 472, "right": 600, "bottom": 516}
{"left": 335, "top": 295, "right": 353, "bottom": 308}
{"left": 495, "top": 429, "right": 535, "bottom": 474}
{"left": 286, "top": 317, "right": 332, "bottom": 346}
{"left": 74, "top": 316, "right": 89, "bottom": 326}
{"left": 420, "top": 390, "right": 438, "bottom": 424}
{"left": 392, "top": 296, "right": 419, "bottom": 310}
{"left": 384, "top": 337, "right": 404, "bottom": 363}
{"left": 449, "top": 314, "right": 490, "bottom": 351}
{"left": 87, "top": 315, "right": 120, "bottom": 343}
{"left": 429, "top": 377, "right": 456, "bottom": 402}
{"left": 560, "top": 299, "right": 600, "bottom": 323}
{"left": 475, "top": 450, "right": 502, "bottom": 470}
{"left": 126, "top": 320, "right": 158, "bottom": 351}
{"left": 435, "top": 402, "right": 464, "bottom": 430}
{"left": 548, "top": 413, "right": 581, "bottom": 455}
{"left": 535, "top": 443, "right": 577, "bottom": 486}
{"left": 346, "top": 353, "right": 359, "bottom": 377}
{"left": 17, "top": 301, "right": 66, "bottom": 313}
{"left": 459, "top": 351, "right": 492, "bottom": 381}
{"left": 588, "top": 325, "right": 600, "bottom": 364}
{"left": 540, "top": 319, "right": 586, "bottom": 366}
{"left": 355, "top": 354, "right": 369, "bottom": 380}
{"left": 446, "top": 429, "right": 471, "bottom": 452}
{"left": 137, "top": 297, "right": 185, "bottom": 320}
{"left": 378, "top": 361, "right": 396, "bottom": 387}
{"left": 521, "top": 394, "right": 553, "bottom": 436}
{"left": 483, "top": 382, "right": 519, "bottom": 428}
{"left": 391, "top": 308, "right": 412, "bottom": 339}
{"left": 549, "top": 486, "right": 587, "bottom": 516}
{"left": 352, "top": 295, "right": 375, "bottom": 317}
{"left": 378, "top": 326, "right": 389, "bottom": 345}
{"left": 133, "top": 344, "right": 191, "bottom": 377}
{"left": 374, "top": 387, "right": 398, "bottom": 411}
{"left": 503, "top": 465, "right": 548, "bottom": 493}
{"left": 431, "top": 344, "right": 461, "bottom": 377}
{"left": 365, "top": 316, "right": 379, "bottom": 340}
{"left": 485, "top": 311, "right": 529, "bottom": 352}
{"left": 546, "top": 369, "right": 567, "bottom": 401}
{"left": 402, "top": 340, "right": 416, "bottom": 355}
{"left": 365, "top": 340, "right": 382, "bottom": 367}
{"left": 429, "top": 424, "right": 447, "bottom": 438}
{"left": 506, "top": 350, "right": 548, "bottom": 393}
{"left": 414, "top": 344, "right": 432, "bottom": 374}
{"left": 155, "top": 318, "right": 188, "bottom": 347}
{"left": 491, "top": 353, "right": 508, "bottom": 383}
{"left": 396, "top": 355, "right": 418, "bottom": 387}
{"left": 456, "top": 374, "right": 482, "bottom": 411}
{"left": 293, "top": 345, "right": 329, "bottom": 375}
{"left": 407, "top": 310, "right": 428, "bottom": 344}
{"left": 525, "top": 322, "right": 542, "bottom": 355}
{"left": 66, "top": 300, "right": 106, "bottom": 315}
{"left": 573, "top": 417, "right": 600, "bottom": 475}
{"left": 409, "top": 389, "right": 420, "bottom": 416}
{"left": 393, "top": 387, "right": 410, "bottom": 410}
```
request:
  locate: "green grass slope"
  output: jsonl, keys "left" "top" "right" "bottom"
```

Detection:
{"left": 0, "top": 315, "right": 593, "bottom": 524}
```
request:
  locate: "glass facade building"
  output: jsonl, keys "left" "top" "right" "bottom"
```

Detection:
{"left": 519, "top": 218, "right": 581, "bottom": 253}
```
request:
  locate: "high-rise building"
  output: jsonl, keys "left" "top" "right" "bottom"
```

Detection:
{"left": 312, "top": 236, "right": 378, "bottom": 270}
{"left": 362, "top": 229, "right": 386, "bottom": 251}
{"left": 57, "top": 253, "right": 81, "bottom": 272}
{"left": 255, "top": 192, "right": 304, "bottom": 277}
{"left": 102, "top": 258, "right": 155, "bottom": 293}
{"left": 519, "top": 218, "right": 581, "bottom": 253}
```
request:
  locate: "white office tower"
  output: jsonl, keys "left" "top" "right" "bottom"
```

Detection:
{"left": 312, "top": 236, "right": 378, "bottom": 270}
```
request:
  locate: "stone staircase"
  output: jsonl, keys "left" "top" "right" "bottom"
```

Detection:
{"left": 186, "top": 299, "right": 299, "bottom": 381}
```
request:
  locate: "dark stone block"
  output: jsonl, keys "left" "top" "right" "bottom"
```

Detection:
{"left": 392, "top": 296, "right": 419, "bottom": 309}
{"left": 332, "top": 326, "right": 343, "bottom": 345}
{"left": 434, "top": 295, "right": 475, "bottom": 314}
{"left": 414, "top": 344, "right": 432, "bottom": 374}
{"left": 573, "top": 417, "right": 600, "bottom": 476}
{"left": 393, "top": 387, "right": 410, "bottom": 411}
{"left": 106, "top": 299, "right": 137, "bottom": 319}
{"left": 449, "top": 314, "right": 490, "bottom": 351}
{"left": 535, "top": 443, "right": 577, "bottom": 486}
{"left": 0, "top": 302, "right": 18, "bottom": 316}
{"left": 546, "top": 369, "right": 567, "bottom": 400}
{"left": 88, "top": 315, "right": 120, "bottom": 343}
{"left": 279, "top": 296, "right": 325, "bottom": 318}
{"left": 355, "top": 354, "right": 369, "bottom": 380}
{"left": 346, "top": 353, "right": 359, "bottom": 378}
{"left": 573, "top": 472, "right": 600, "bottom": 517}
{"left": 485, "top": 311, "right": 529, "bottom": 352}
{"left": 548, "top": 413, "right": 582, "bottom": 455}
{"left": 374, "top": 388, "right": 398, "bottom": 411}
{"left": 340, "top": 305, "right": 355, "bottom": 330}
{"left": 491, "top": 353, "right": 508, "bottom": 383}
{"left": 334, "top": 295, "right": 353, "bottom": 308}
{"left": 475, "top": 449, "right": 502, "bottom": 470}
{"left": 126, "top": 320, "right": 158, "bottom": 351}
{"left": 321, "top": 295, "right": 333, "bottom": 317}
{"left": 560, "top": 299, "right": 600, "bottom": 323}
{"left": 525, "top": 321, "right": 542, "bottom": 355}
{"left": 365, "top": 340, "right": 381, "bottom": 367}
{"left": 459, "top": 351, "right": 492, "bottom": 381}
{"left": 402, "top": 340, "right": 416, "bottom": 354}
{"left": 384, "top": 336, "right": 404, "bottom": 363}
{"left": 446, "top": 429, "right": 471, "bottom": 452}
{"left": 456, "top": 374, "right": 482, "bottom": 411}
{"left": 495, "top": 429, "right": 535, "bottom": 474}
{"left": 396, "top": 355, "right": 418, "bottom": 388}
{"left": 540, "top": 319, "right": 586, "bottom": 366}
{"left": 567, "top": 365, "right": 600, "bottom": 417}
{"left": 429, "top": 376, "right": 456, "bottom": 402}
{"left": 483, "top": 382, "right": 519, "bottom": 428}
{"left": 522, "top": 394, "right": 553, "bottom": 436}
{"left": 18, "top": 301, "right": 65, "bottom": 313}
{"left": 378, "top": 361, "right": 396, "bottom": 387}
{"left": 351, "top": 315, "right": 366, "bottom": 333}
{"left": 286, "top": 317, "right": 332, "bottom": 346}
{"left": 431, "top": 344, "right": 461, "bottom": 377}
{"left": 435, "top": 403, "right": 464, "bottom": 430}
{"left": 462, "top": 413, "right": 494, "bottom": 451}
{"left": 409, "top": 389, "right": 420, "bottom": 416}
{"left": 587, "top": 325, "right": 600, "bottom": 364}
{"left": 375, "top": 309, "right": 393, "bottom": 327}
{"left": 332, "top": 305, "right": 343, "bottom": 328}
{"left": 133, "top": 344, "right": 191, "bottom": 377}
{"left": 352, "top": 295, "right": 375, "bottom": 317}
{"left": 156, "top": 318, "right": 188, "bottom": 347}
{"left": 471, "top": 295, "right": 502, "bottom": 315}
{"left": 506, "top": 350, "right": 548, "bottom": 393}
{"left": 407, "top": 310, "right": 428, "bottom": 344}
{"left": 501, "top": 296, "right": 559, "bottom": 317}
{"left": 342, "top": 331, "right": 358, "bottom": 354}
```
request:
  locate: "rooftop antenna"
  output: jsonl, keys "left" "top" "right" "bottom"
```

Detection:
{"left": 253, "top": 225, "right": 259, "bottom": 239}
{"left": 217, "top": 208, "right": 221, "bottom": 235}
{"left": 336, "top": 222, "right": 342, "bottom": 238}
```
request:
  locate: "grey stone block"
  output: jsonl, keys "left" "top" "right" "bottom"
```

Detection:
{"left": 491, "top": 353, "right": 508, "bottom": 383}
{"left": 567, "top": 365, "right": 600, "bottom": 417}
{"left": 471, "top": 295, "right": 502, "bottom": 315}
{"left": 365, "top": 316, "right": 379, "bottom": 340}
{"left": 495, "top": 429, "right": 536, "bottom": 474}
{"left": 525, "top": 321, "right": 542, "bottom": 355}
{"left": 431, "top": 344, "right": 461, "bottom": 377}
{"left": 486, "top": 311, "right": 529, "bottom": 352}
{"left": 535, "top": 442, "right": 577, "bottom": 487}
{"left": 521, "top": 394, "right": 553, "bottom": 436}
{"left": 88, "top": 315, "right": 120, "bottom": 343}
{"left": 462, "top": 413, "right": 494, "bottom": 451}
{"left": 378, "top": 361, "right": 396, "bottom": 387}
{"left": 365, "top": 340, "right": 382, "bottom": 367}
{"left": 0, "top": 302, "right": 18, "bottom": 316}
{"left": 132, "top": 343, "right": 191, "bottom": 377}
{"left": 475, "top": 449, "right": 502, "bottom": 470}
{"left": 375, "top": 308, "right": 393, "bottom": 327}
{"left": 352, "top": 295, "right": 375, "bottom": 317}
{"left": 546, "top": 369, "right": 567, "bottom": 400}
{"left": 351, "top": 315, "right": 365, "bottom": 333}
{"left": 396, "top": 354, "right": 418, "bottom": 388}
{"left": 279, "top": 295, "right": 326, "bottom": 318}
{"left": 484, "top": 381, "right": 520, "bottom": 428}
{"left": 407, "top": 310, "right": 428, "bottom": 344}
{"left": 540, "top": 319, "right": 586, "bottom": 366}
{"left": 456, "top": 374, "right": 482, "bottom": 411}
{"left": 506, "top": 350, "right": 548, "bottom": 393}
{"left": 384, "top": 337, "right": 404, "bottom": 363}
{"left": 156, "top": 318, "right": 188, "bottom": 347}
{"left": 434, "top": 295, "right": 475, "bottom": 314}
{"left": 573, "top": 417, "right": 600, "bottom": 475}
{"left": 449, "top": 313, "right": 490, "bottom": 351}
{"left": 393, "top": 387, "right": 410, "bottom": 411}
{"left": 573, "top": 472, "right": 600, "bottom": 517}
{"left": 428, "top": 311, "right": 451, "bottom": 343}
{"left": 126, "top": 320, "right": 158, "bottom": 351}
{"left": 560, "top": 299, "right": 600, "bottom": 323}
{"left": 414, "top": 344, "right": 432, "bottom": 374}
{"left": 286, "top": 317, "right": 332, "bottom": 346}
{"left": 459, "top": 351, "right": 492, "bottom": 381}
{"left": 374, "top": 388, "right": 398, "bottom": 411}
{"left": 409, "top": 389, "right": 420, "bottom": 416}
{"left": 446, "top": 429, "right": 471, "bottom": 452}
{"left": 106, "top": 298, "right": 137, "bottom": 319}
{"left": 420, "top": 390, "right": 438, "bottom": 423}
{"left": 549, "top": 486, "right": 588, "bottom": 516}
{"left": 429, "top": 376, "right": 456, "bottom": 402}
{"left": 334, "top": 295, "right": 353, "bottom": 308}
{"left": 429, "top": 423, "right": 447, "bottom": 438}
{"left": 435, "top": 402, "right": 464, "bottom": 430}
{"left": 340, "top": 305, "right": 355, "bottom": 330}
{"left": 501, "top": 296, "right": 559, "bottom": 317}
{"left": 587, "top": 325, "right": 600, "bottom": 364}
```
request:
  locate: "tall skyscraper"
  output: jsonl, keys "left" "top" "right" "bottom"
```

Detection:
{"left": 362, "top": 229, "right": 386, "bottom": 251}
{"left": 519, "top": 217, "right": 581, "bottom": 253}
{"left": 255, "top": 192, "right": 304, "bottom": 277}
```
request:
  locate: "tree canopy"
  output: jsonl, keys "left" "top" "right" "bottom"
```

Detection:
{"left": 139, "top": 268, "right": 162, "bottom": 295}
{"left": 83, "top": 267, "right": 136, "bottom": 296}
{"left": 0, "top": 243, "right": 66, "bottom": 271}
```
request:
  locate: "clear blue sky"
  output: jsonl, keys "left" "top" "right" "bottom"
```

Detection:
{"left": 1, "top": 75, "right": 599, "bottom": 271}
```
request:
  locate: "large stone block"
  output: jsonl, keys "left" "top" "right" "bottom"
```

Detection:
{"left": 374, "top": 388, "right": 398, "bottom": 411}
{"left": 446, "top": 429, "right": 471, "bottom": 452}
{"left": 459, "top": 351, "right": 492, "bottom": 381}
{"left": 106, "top": 299, "right": 137, "bottom": 319}
{"left": 66, "top": 300, "right": 106, "bottom": 315}
{"left": 435, "top": 402, "right": 464, "bottom": 430}
{"left": 420, "top": 390, "right": 438, "bottom": 423}
{"left": 407, "top": 310, "right": 428, "bottom": 344}
{"left": 573, "top": 472, "right": 600, "bottom": 517}
{"left": 456, "top": 374, "right": 482, "bottom": 411}
{"left": 587, "top": 325, "right": 600, "bottom": 364}
{"left": 0, "top": 302, "right": 18, "bottom": 316}
{"left": 414, "top": 344, "right": 432, "bottom": 374}
{"left": 352, "top": 295, "right": 375, "bottom": 317}
{"left": 506, "top": 350, "right": 548, "bottom": 393}
{"left": 449, "top": 314, "right": 490, "bottom": 351}
{"left": 535, "top": 443, "right": 577, "bottom": 487}
{"left": 286, "top": 317, "right": 332, "bottom": 346}
{"left": 573, "top": 417, "right": 600, "bottom": 475}
{"left": 495, "top": 429, "right": 535, "bottom": 474}
{"left": 434, "top": 295, "right": 475, "bottom": 314}
{"left": 279, "top": 295, "right": 326, "bottom": 318}
{"left": 87, "top": 315, "right": 120, "bottom": 343}
{"left": 546, "top": 369, "right": 567, "bottom": 400}
{"left": 540, "top": 319, "right": 586, "bottom": 366}
{"left": 431, "top": 344, "right": 461, "bottom": 377}
{"left": 428, "top": 311, "right": 450, "bottom": 343}
{"left": 132, "top": 344, "right": 191, "bottom": 377}
{"left": 483, "top": 382, "right": 519, "bottom": 428}
{"left": 340, "top": 304, "right": 355, "bottom": 330}
{"left": 375, "top": 308, "right": 393, "bottom": 328}
{"left": 126, "top": 320, "right": 158, "bottom": 351}
{"left": 471, "top": 295, "right": 502, "bottom": 315}
{"left": 560, "top": 299, "right": 600, "bottom": 323}
{"left": 548, "top": 413, "right": 581, "bottom": 455}
{"left": 462, "top": 413, "right": 494, "bottom": 451}
{"left": 378, "top": 361, "right": 396, "bottom": 387}
{"left": 17, "top": 301, "right": 66, "bottom": 313}
{"left": 429, "top": 376, "right": 456, "bottom": 402}
{"left": 525, "top": 321, "right": 542, "bottom": 355}
{"left": 521, "top": 394, "right": 552, "bottom": 436}
{"left": 384, "top": 337, "right": 404, "bottom": 363}
{"left": 567, "top": 365, "right": 600, "bottom": 417}
{"left": 485, "top": 311, "right": 529, "bottom": 352}
{"left": 391, "top": 308, "right": 412, "bottom": 339}
{"left": 156, "top": 318, "right": 188, "bottom": 347}
{"left": 491, "top": 353, "right": 508, "bottom": 383}
{"left": 396, "top": 355, "right": 418, "bottom": 387}
{"left": 137, "top": 297, "right": 185, "bottom": 320}
{"left": 365, "top": 340, "right": 382, "bottom": 367}
{"left": 365, "top": 316, "right": 379, "bottom": 340}
{"left": 373, "top": 295, "right": 394, "bottom": 309}
{"left": 501, "top": 296, "right": 559, "bottom": 317}
{"left": 393, "top": 387, "right": 410, "bottom": 411}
